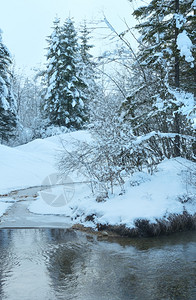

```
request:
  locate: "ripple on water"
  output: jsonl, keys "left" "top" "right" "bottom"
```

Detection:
{"left": 0, "top": 229, "right": 195, "bottom": 300}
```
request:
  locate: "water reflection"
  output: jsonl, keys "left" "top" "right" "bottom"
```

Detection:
{"left": 0, "top": 229, "right": 195, "bottom": 300}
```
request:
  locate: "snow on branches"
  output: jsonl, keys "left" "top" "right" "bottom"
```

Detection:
{"left": 177, "top": 30, "right": 194, "bottom": 67}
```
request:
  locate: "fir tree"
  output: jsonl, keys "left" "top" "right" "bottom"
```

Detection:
{"left": 80, "top": 20, "right": 93, "bottom": 64}
{"left": 44, "top": 17, "right": 87, "bottom": 129}
{"left": 73, "top": 20, "right": 99, "bottom": 127}
{"left": 131, "top": 0, "right": 195, "bottom": 93}
{"left": 79, "top": 20, "right": 98, "bottom": 106}
{"left": 122, "top": 0, "right": 196, "bottom": 158}
{"left": 0, "top": 29, "right": 17, "bottom": 143}
{"left": 44, "top": 18, "right": 63, "bottom": 125}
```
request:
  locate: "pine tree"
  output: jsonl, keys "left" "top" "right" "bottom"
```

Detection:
{"left": 44, "top": 18, "right": 63, "bottom": 126}
{"left": 79, "top": 20, "right": 98, "bottom": 106}
{"left": 80, "top": 20, "right": 94, "bottom": 64}
{"left": 181, "top": 0, "right": 196, "bottom": 96}
{"left": 131, "top": 0, "right": 195, "bottom": 93}
{"left": 121, "top": 0, "right": 196, "bottom": 158}
{"left": 44, "top": 17, "right": 87, "bottom": 129}
{"left": 0, "top": 29, "right": 17, "bottom": 143}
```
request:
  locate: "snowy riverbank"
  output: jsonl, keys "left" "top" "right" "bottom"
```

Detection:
{"left": 0, "top": 131, "right": 195, "bottom": 235}
{"left": 29, "top": 156, "right": 196, "bottom": 236}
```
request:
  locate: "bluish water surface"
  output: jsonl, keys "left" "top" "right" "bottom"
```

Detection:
{"left": 0, "top": 229, "right": 195, "bottom": 300}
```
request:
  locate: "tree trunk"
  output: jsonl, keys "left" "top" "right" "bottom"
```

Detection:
{"left": 174, "top": 0, "right": 181, "bottom": 157}
{"left": 194, "top": 8, "right": 196, "bottom": 99}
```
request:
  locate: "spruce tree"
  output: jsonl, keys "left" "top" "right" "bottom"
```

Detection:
{"left": 130, "top": 0, "right": 195, "bottom": 93}
{"left": 0, "top": 29, "right": 17, "bottom": 143}
{"left": 124, "top": 0, "right": 195, "bottom": 158}
{"left": 80, "top": 20, "right": 93, "bottom": 64}
{"left": 44, "top": 17, "right": 87, "bottom": 129}
{"left": 44, "top": 18, "right": 63, "bottom": 126}
{"left": 78, "top": 20, "right": 98, "bottom": 112}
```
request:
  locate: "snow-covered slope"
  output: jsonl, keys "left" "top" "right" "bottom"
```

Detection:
{"left": 0, "top": 131, "right": 90, "bottom": 194}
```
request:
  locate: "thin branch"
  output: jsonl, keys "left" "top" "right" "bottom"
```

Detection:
{"left": 103, "top": 15, "right": 147, "bottom": 83}
{"left": 96, "top": 66, "right": 127, "bottom": 99}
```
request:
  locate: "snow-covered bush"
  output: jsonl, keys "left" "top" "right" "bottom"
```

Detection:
{"left": 58, "top": 94, "right": 129, "bottom": 194}
{"left": 40, "top": 124, "right": 69, "bottom": 138}
{"left": 13, "top": 121, "right": 70, "bottom": 146}
{"left": 58, "top": 93, "right": 160, "bottom": 196}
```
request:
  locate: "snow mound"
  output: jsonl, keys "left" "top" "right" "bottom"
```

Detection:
{"left": 0, "top": 131, "right": 91, "bottom": 194}
{"left": 28, "top": 157, "right": 196, "bottom": 229}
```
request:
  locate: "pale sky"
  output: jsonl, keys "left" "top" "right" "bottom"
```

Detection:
{"left": 0, "top": 0, "right": 138, "bottom": 73}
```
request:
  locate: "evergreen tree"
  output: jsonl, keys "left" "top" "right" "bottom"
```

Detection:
{"left": 131, "top": 0, "right": 195, "bottom": 93}
{"left": 44, "top": 18, "right": 63, "bottom": 125}
{"left": 80, "top": 20, "right": 93, "bottom": 64}
{"left": 78, "top": 20, "right": 98, "bottom": 110}
{"left": 0, "top": 29, "right": 17, "bottom": 143}
{"left": 124, "top": 0, "right": 196, "bottom": 158}
{"left": 44, "top": 17, "right": 87, "bottom": 129}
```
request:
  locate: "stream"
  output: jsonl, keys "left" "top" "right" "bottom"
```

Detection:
{"left": 0, "top": 229, "right": 195, "bottom": 300}
{"left": 0, "top": 187, "right": 195, "bottom": 299}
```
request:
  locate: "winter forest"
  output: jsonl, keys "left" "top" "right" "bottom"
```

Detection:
{"left": 0, "top": 0, "right": 196, "bottom": 236}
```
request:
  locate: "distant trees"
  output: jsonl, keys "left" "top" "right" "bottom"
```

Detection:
{"left": 12, "top": 70, "right": 44, "bottom": 143}
{"left": 0, "top": 29, "right": 17, "bottom": 143}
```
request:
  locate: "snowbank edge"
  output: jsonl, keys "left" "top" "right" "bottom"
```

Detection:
{"left": 73, "top": 210, "right": 196, "bottom": 238}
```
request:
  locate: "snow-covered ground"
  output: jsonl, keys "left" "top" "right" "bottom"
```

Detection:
{"left": 0, "top": 130, "right": 91, "bottom": 194}
{"left": 0, "top": 131, "right": 195, "bottom": 229}
{"left": 0, "top": 202, "right": 14, "bottom": 218}
{"left": 0, "top": 130, "right": 91, "bottom": 219}
{"left": 29, "top": 157, "right": 196, "bottom": 229}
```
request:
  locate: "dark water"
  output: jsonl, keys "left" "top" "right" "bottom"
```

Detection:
{"left": 0, "top": 229, "right": 195, "bottom": 300}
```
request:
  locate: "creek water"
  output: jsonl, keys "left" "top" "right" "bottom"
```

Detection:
{"left": 0, "top": 228, "right": 195, "bottom": 300}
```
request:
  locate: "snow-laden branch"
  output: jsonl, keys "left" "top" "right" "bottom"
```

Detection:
{"left": 177, "top": 30, "right": 194, "bottom": 67}
{"left": 134, "top": 131, "right": 195, "bottom": 146}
